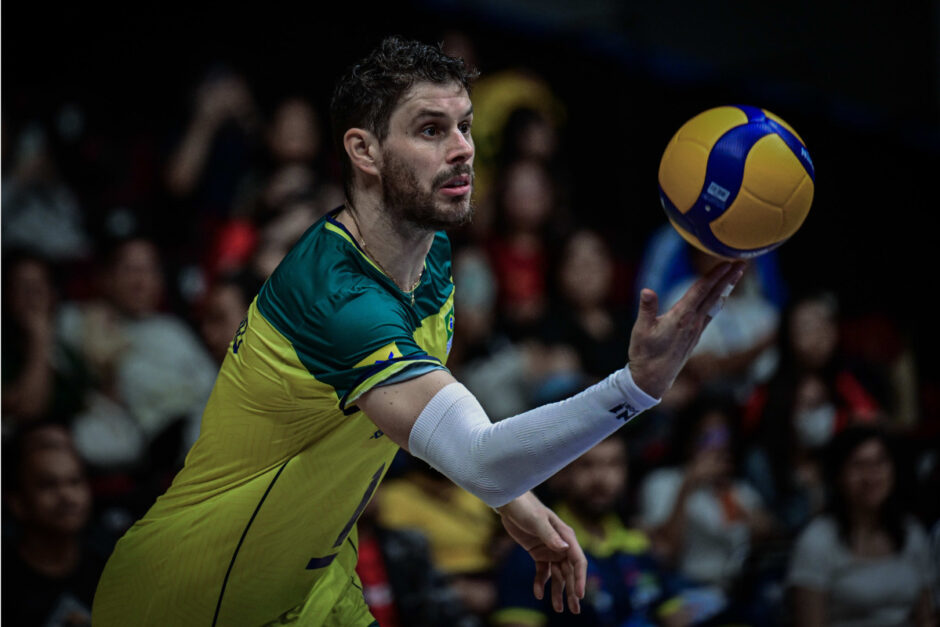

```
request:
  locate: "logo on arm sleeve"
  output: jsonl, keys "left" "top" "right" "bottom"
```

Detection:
{"left": 354, "top": 343, "right": 404, "bottom": 368}
{"left": 609, "top": 402, "right": 639, "bottom": 421}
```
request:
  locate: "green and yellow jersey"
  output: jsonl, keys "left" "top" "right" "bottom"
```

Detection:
{"left": 93, "top": 209, "right": 455, "bottom": 626}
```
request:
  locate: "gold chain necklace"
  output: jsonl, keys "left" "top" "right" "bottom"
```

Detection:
{"left": 346, "top": 206, "right": 424, "bottom": 306}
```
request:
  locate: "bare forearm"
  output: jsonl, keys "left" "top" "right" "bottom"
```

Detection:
{"left": 649, "top": 480, "right": 694, "bottom": 562}
{"left": 166, "top": 121, "right": 216, "bottom": 196}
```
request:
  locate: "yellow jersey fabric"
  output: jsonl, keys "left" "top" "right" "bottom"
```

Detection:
{"left": 93, "top": 210, "right": 455, "bottom": 626}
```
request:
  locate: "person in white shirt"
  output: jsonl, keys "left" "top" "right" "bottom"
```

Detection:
{"left": 788, "top": 426, "right": 936, "bottom": 627}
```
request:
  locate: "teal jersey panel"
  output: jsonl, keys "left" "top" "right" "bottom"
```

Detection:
{"left": 256, "top": 208, "right": 453, "bottom": 408}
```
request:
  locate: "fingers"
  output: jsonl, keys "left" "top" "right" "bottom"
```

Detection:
{"left": 698, "top": 262, "right": 746, "bottom": 318}
{"left": 706, "top": 282, "right": 736, "bottom": 319}
{"left": 675, "top": 261, "right": 738, "bottom": 314}
{"left": 567, "top": 535, "right": 588, "bottom": 602}
{"left": 550, "top": 562, "right": 565, "bottom": 612}
{"left": 533, "top": 561, "right": 551, "bottom": 600}
{"left": 563, "top": 560, "right": 581, "bottom": 614}
{"left": 553, "top": 519, "right": 587, "bottom": 601}
{"left": 533, "top": 509, "right": 571, "bottom": 554}
{"left": 635, "top": 288, "right": 660, "bottom": 329}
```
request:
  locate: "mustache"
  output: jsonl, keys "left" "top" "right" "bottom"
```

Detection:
{"left": 432, "top": 164, "right": 474, "bottom": 188}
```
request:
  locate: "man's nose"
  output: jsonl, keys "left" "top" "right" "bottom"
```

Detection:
{"left": 447, "top": 128, "right": 473, "bottom": 163}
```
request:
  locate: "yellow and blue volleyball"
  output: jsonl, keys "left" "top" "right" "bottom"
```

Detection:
{"left": 658, "top": 105, "right": 815, "bottom": 259}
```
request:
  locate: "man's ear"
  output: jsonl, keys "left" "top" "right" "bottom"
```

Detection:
{"left": 343, "top": 128, "right": 381, "bottom": 179}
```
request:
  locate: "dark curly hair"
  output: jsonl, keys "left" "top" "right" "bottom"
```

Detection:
{"left": 329, "top": 36, "right": 478, "bottom": 197}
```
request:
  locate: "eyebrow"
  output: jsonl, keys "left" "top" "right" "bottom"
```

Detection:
{"left": 414, "top": 106, "right": 474, "bottom": 120}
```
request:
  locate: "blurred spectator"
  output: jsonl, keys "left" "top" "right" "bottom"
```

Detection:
{"left": 499, "top": 107, "right": 561, "bottom": 166}
{"left": 494, "top": 434, "right": 692, "bottom": 627}
{"left": 788, "top": 426, "right": 936, "bottom": 626}
{"left": 460, "top": 60, "right": 565, "bottom": 206}
{"left": 743, "top": 292, "right": 882, "bottom": 534}
{"left": 450, "top": 246, "right": 581, "bottom": 419}
{"left": 635, "top": 224, "right": 787, "bottom": 314}
{"left": 357, "top": 496, "right": 481, "bottom": 627}
{"left": 839, "top": 312, "right": 921, "bottom": 431}
{"left": 205, "top": 96, "right": 341, "bottom": 282}
{"left": 58, "top": 237, "right": 217, "bottom": 470}
{"left": 487, "top": 158, "right": 562, "bottom": 337}
{"left": 639, "top": 394, "right": 776, "bottom": 609}
{"left": 538, "top": 229, "right": 630, "bottom": 381}
{"left": 264, "top": 97, "right": 342, "bottom": 213}
{"left": 199, "top": 269, "right": 264, "bottom": 364}
{"left": 377, "top": 464, "right": 500, "bottom": 619}
{"left": 165, "top": 68, "right": 260, "bottom": 211}
{"left": 2, "top": 251, "right": 90, "bottom": 427}
{"left": 2, "top": 425, "right": 108, "bottom": 627}
{"left": 2, "top": 123, "right": 92, "bottom": 262}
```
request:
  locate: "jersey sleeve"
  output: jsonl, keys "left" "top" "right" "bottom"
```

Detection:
{"left": 324, "top": 288, "right": 447, "bottom": 409}
{"left": 258, "top": 278, "right": 446, "bottom": 413}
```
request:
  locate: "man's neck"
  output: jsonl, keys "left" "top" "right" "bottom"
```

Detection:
{"left": 563, "top": 501, "right": 608, "bottom": 540}
{"left": 338, "top": 198, "right": 434, "bottom": 291}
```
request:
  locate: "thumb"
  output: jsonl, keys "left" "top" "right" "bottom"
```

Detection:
{"left": 534, "top": 514, "right": 570, "bottom": 552}
{"left": 637, "top": 289, "right": 659, "bottom": 327}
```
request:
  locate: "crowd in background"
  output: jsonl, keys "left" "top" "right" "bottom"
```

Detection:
{"left": 3, "top": 31, "right": 939, "bottom": 627}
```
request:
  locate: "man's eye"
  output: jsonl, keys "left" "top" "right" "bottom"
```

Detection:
{"left": 459, "top": 122, "right": 472, "bottom": 134}
{"left": 421, "top": 126, "right": 437, "bottom": 137}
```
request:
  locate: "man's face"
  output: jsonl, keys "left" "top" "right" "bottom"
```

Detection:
{"left": 109, "top": 240, "right": 163, "bottom": 318}
{"left": 378, "top": 81, "right": 474, "bottom": 231}
{"left": 201, "top": 284, "right": 248, "bottom": 364}
{"left": 564, "top": 438, "right": 627, "bottom": 519}
{"left": 12, "top": 447, "right": 92, "bottom": 536}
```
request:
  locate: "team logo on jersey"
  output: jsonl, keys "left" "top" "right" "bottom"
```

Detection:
{"left": 445, "top": 310, "right": 455, "bottom": 356}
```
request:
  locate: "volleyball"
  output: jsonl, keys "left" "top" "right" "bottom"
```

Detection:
{"left": 658, "top": 105, "right": 815, "bottom": 259}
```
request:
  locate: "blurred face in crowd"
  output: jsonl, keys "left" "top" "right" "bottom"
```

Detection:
{"left": 108, "top": 239, "right": 163, "bottom": 318}
{"left": 377, "top": 81, "right": 474, "bottom": 231}
{"left": 269, "top": 99, "right": 321, "bottom": 164}
{"left": 201, "top": 283, "right": 249, "bottom": 364}
{"left": 840, "top": 437, "right": 894, "bottom": 514}
{"left": 502, "top": 159, "right": 552, "bottom": 233}
{"left": 6, "top": 258, "right": 54, "bottom": 323}
{"left": 693, "top": 409, "right": 734, "bottom": 481}
{"left": 10, "top": 445, "right": 92, "bottom": 536}
{"left": 563, "top": 437, "right": 627, "bottom": 519}
{"left": 559, "top": 230, "right": 612, "bottom": 309}
{"left": 790, "top": 297, "right": 838, "bottom": 370}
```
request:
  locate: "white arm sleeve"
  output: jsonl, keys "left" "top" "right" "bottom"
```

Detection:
{"left": 408, "top": 366, "right": 659, "bottom": 507}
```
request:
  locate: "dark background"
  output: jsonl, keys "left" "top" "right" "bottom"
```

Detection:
{"left": 4, "top": 0, "right": 939, "bottom": 380}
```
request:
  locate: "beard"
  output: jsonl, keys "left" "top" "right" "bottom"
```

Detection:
{"left": 380, "top": 149, "right": 474, "bottom": 232}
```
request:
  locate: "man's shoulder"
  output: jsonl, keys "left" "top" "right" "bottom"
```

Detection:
{"left": 259, "top": 215, "right": 400, "bottom": 323}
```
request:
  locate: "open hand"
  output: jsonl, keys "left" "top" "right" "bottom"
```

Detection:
{"left": 497, "top": 492, "right": 587, "bottom": 614}
{"left": 628, "top": 261, "right": 746, "bottom": 398}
